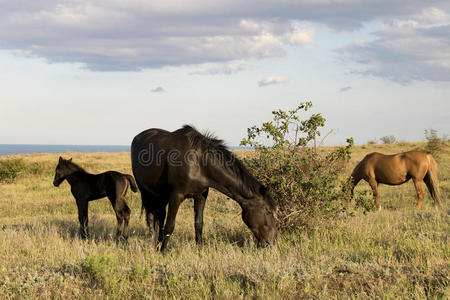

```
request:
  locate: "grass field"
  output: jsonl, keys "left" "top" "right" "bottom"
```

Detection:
{"left": 0, "top": 143, "right": 448, "bottom": 299}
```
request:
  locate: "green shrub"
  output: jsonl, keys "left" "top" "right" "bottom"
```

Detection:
{"left": 423, "top": 129, "right": 448, "bottom": 159}
{"left": 353, "top": 190, "right": 376, "bottom": 214}
{"left": 0, "top": 159, "right": 27, "bottom": 183}
{"left": 82, "top": 253, "right": 121, "bottom": 292}
{"left": 380, "top": 135, "right": 397, "bottom": 144}
{"left": 241, "top": 101, "right": 354, "bottom": 230}
{"left": 0, "top": 158, "right": 52, "bottom": 183}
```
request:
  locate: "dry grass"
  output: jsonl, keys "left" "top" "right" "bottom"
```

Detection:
{"left": 0, "top": 144, "right": 448, "bottom": 299}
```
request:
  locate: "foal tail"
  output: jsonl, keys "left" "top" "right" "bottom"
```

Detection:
{"left": 125, "top": 174, "right": 138, "bottom": 193}
{"left": 425, "top": 154, "right": 443, "bottom": 209}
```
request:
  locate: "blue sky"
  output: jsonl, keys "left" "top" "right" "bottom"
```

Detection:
{"left": 0, "top": 1, "right": 449, "bottom": 146}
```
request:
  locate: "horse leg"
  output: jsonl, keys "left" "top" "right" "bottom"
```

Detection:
{"left": 193, "top": 192, "right": 207, "bottom": 245}
{"left": 368, "top": 179, "right": 380, "bottom": 210}
{"left": 161, "top": 191, "right": 183, "bottom": 251}
{"left": 111, "top": 195, "right": 131, "bottom": 240}
{"left": 139, "top": 189, "right": 159, "bottom": 247}
{"left": 106, "top": 180, "right": 127, "bottom": 240}
{"left": 76, "top": 198, "right": 89, "bottom": 239}
{"left": 120, "top": 201, "right": 131, "bottom": 239}
{"left": 145, "top": 209, "right": 158, "bottom": 246}
{"left": 107, "top": 193, "right": 124, "bottom": 239}
{"left": 116, "top": 180, "right": 131, "bottom": 240}
{"left": 413, "top": 178, "right": 424, "bottom": 209}
{"left": 156, "top": 206, "right": 166, "bottom": 243}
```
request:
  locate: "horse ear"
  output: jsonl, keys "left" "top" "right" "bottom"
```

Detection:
{"left": 68, "top": 158, "right": 72, "bottom": 162}
{"left": 59, "top": 156, "right": 63, "bottom": 162}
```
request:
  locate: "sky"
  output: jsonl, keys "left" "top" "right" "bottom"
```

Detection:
{"left": 0, "top": 0, "right": 449, "bottom": 146}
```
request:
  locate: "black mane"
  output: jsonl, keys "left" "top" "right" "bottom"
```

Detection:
{"left": 176, "top": 125, "right": 264, "bottom": 199}
{"left": 62, "top": 159, "right": 86, "bottom": 173}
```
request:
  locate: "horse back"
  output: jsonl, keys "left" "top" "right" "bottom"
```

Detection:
{"left": 131, "top": 128, "right": 206, "bottom": 197}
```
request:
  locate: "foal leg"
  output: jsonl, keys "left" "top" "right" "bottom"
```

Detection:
{"left": 368, "top": 179, "right": 380, "bottom": 210}
{"left": 193, "top": 193, "right": 207, "bottom": 245}
{"left": 120, "top": 201, "right": 131, "bottom": 239}
{"left": 76, "top": 198, "right": 89, "bottom": 239}
{"left": 412, "top": 178, "right": 424, "bottom": 209}
{"left": 110, "top": 194, "right": 131, "bottom": 240}
{"left": 106, "top": 182, "right": 126, "bottom": 240}
{"left": 107, "top": 194, "right": 123, "bottom": 239}
{"left": 115, "top": 181, "right": 131, "bottom": 239}
{"left": 161, "top": 191, "right": 183, "bottom": 251}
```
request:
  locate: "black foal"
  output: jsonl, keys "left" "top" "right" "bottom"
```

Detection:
{"left": 53, "top": 157, "right": 137, "bottom": 239}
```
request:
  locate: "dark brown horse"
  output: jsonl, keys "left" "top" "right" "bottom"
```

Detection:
{"left": 131, "top": 125, "right": 277, "bottom": 250}
{"left": 351, "top": 151, "right": 443, "bottom": 210}
{"left": 53, "top": 157, "right": 138, "bottom": 239}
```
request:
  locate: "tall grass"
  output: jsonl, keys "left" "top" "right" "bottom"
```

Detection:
{"left": 0, "top": 146, "right": 448, "bottom": 299}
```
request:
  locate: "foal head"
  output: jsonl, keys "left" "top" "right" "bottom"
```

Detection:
{"left": 53, "top": 157, "right": 75, "bottom": 187}
{"left": 241, "top": 186, "right": 277, "bottom": 247}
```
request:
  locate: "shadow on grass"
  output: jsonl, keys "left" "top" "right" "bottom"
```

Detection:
{"left": 1, "top": 215, "right": 252, "bottom": 250}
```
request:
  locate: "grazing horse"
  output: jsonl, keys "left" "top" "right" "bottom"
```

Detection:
{"left": 350, "top": 151, "right": 443, "bottom": 210}
{"left": 53, "top": 157, "right": 138, "bottom": 239}
{"left": 131, "top": 125, "right": 277, "bottom": 250}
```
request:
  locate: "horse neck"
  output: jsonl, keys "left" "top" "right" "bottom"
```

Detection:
{"left": 351, "top": 161, "right": 364, "bottom": 184}
{"left": 63, "top": 166, "right": 87, "bottom": 185}
{"left": 205, "top": 160, "right": 261, "bottom": 204}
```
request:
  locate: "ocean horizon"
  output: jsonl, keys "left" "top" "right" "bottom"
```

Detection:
{"left": 0, "top": 144, "right": 249, "bottom": 156}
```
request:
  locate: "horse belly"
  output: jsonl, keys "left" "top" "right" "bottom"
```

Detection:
{"left": 135, "top": 165, "right": 169, "bottom": 196}
{"left": 375, "top": 166, "right": 408, "bottom": 185}
{"left": 167, "top": 163, "right": 208, "bottom": 196}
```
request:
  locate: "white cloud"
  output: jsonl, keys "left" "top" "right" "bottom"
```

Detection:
{"left": 339, "top": 10, "right": 450, "bottom": 83}
{"left": 191, "top": 60, "right": 249, "bottom": 75}
{"left": 258, "top": 76, "right": 289, "bottom": 86}
{"left": 0, "top": 1, "right": 449, "bottom": 74}
{"left": 412, "top": 7, "right": 448, "bottom": 24}
{"left": 284, "top": 24, "right": 315, "bottom": 45}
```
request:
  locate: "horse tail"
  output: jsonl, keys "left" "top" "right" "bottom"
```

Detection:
{"left": 425, "top": 154, "right": 443, "bottom": 209}
{"left": 125, "top": 174, "right": 138, "bottom": 193}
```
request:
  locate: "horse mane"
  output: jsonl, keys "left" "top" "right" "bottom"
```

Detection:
{"left": 63, "top": 159, "right": 86, "bottom": 173}
{"left": 175, "top": 125, "right": 268, "bottom": 201}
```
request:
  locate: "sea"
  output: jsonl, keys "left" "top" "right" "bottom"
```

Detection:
{"left": 0, "top": 144, "right": 249, "bottom": 156}
{"left": 0, "top": 144, "right": 130, "bottom": 156}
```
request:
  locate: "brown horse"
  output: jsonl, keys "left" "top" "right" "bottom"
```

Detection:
{"left": 350, "top": 151, "right": 443, "bottom": 210}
